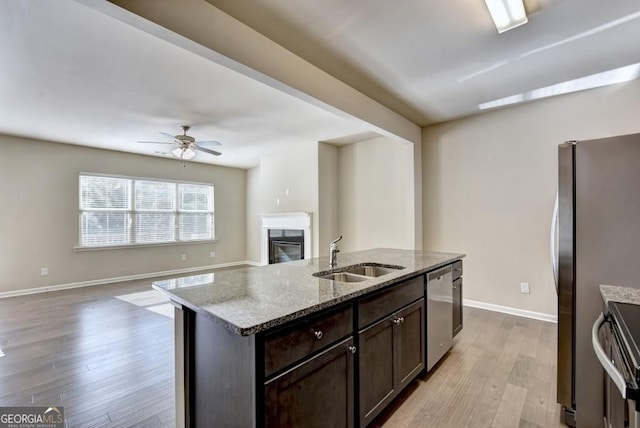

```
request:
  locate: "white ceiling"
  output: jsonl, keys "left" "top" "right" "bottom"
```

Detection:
{"left": 0, "top": 1, "right": 373, "bottom": 168}
{"left": 208, "top": 0, "right": 640, "bottom": 125}
{"left": 2, "top": 0, "right": 640, "bottom": 167}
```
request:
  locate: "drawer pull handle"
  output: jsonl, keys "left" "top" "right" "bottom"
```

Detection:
{"left": 313, "top": 330, "right": 323, "bottom": 340}
{"left": 455, "top": 268, "right": 462, "bottom": 272}
{"left": 393, "top": 317, "right": 405, "bottom": 325}
{"left": 348, "top": 346, "right": 357, "bottom": 354}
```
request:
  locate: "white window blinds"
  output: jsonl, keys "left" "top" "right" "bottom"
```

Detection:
{"left": 79, "top": 174, "right": 215, "bottom": 248}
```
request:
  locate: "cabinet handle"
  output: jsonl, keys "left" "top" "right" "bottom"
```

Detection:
{"left": 453, "top": 285, "right": 457, "bottom": 290}
{"left": 393, "top": 317, "right": 404, "bottom": 325}
{"left": 348, "top": 345, "right": 357, "bottom": 354}
{"left": 313, "top": 330, "right": 323, "bottom": 340}
{"left": 455, "top": 268, "right": 462, "bottom": 272}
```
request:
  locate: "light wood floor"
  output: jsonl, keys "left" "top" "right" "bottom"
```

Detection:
{"left": 0, "top": 274, "right": 564, "bottom": 427}
{"left": 373, "top": 306, "right": 564, "bottom": 428}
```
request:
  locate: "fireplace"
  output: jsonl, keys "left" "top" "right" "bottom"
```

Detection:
{"left": 260, "top": 212, "right": 312, "bottom": 265}
{"left": 268, "top": 229, "right": 304, "bottom": 264}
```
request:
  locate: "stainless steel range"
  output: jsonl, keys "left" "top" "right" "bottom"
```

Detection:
{"left": 593, "top": 302, "right": 640, "bottom": 428}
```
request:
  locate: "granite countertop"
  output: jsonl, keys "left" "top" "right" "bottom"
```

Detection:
{"left": 600, "top": 284, "right": 640, "bottom": 307}
{"left": 153, "top": 248, "right": 464, "bottom": 336}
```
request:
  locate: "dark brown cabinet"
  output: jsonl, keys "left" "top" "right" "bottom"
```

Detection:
{"left": 397, "top": 300, "right": 426, "bottom": 388}
{"left": 359, "top": 312, "right": 395, "bottom": 425}
{"left": 175, "top": 263, "right": 463, "bottom": 428}
{"left": 264, "top": 305, "right": 353, "bottom": 377}
{"left": 265, "top": 337, "right": 355, "bottom": 428}
{"left": 359, "top": 299, "right": 425, "bottom": 426}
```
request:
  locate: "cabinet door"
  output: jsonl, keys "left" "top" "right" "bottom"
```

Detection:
{"left": 359, "top": 315, "right": 396, "bottom": 426}
{"left": 265, "top": 337, "right": 355, "bottom": 428}
{"left": 397, "top": 299, "right": 425, "bottom": 389}
{"left": 452, "top": 277, "right": 463, "bottom": 337}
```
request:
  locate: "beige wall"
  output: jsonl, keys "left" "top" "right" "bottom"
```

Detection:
{"left": 0, "top": 135, "right": 246, "bottom": 293}
{"left": 318, "top": 143, "right": 339, "bottom": 257}
{"left": 245, "top": 142, "right": 320, "bottom": 262}
{"left": 245, "top": 165, "right": 262, "bottom": 263}
{"left": 338, "top": 136, "right": 415, "bottom": 253}
{"left": 245, "top": 138, "right": 416, "bottom": 262}
{"left": 422, "top": 80, "right": 640, "bottom": 316}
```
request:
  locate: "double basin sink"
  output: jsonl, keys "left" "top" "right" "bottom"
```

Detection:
{"left": 313, "top": 263, "right": 405, "bottom": 283}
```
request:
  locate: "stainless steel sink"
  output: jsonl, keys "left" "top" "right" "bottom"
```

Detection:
{"left": 318, "top": 272, "right": 369, "bottom": 282}
{"left": 343, "top": 265, "right": 402, "bottom": 277}
{"left": 313, "top": 263, "right": 405, "bottom": 282}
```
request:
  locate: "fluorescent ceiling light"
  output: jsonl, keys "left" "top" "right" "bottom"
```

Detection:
{"left": 484, "top": 0, "right": 528, "bottom": 33}
{"left": 478, "top": 62, "right": 640, "bottom": 110}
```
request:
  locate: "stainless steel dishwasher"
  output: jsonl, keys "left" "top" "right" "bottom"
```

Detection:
{"left": 426, "top": 265, "right": 453, "bottom": 371}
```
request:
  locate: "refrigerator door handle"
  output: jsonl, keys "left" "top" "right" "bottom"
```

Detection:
{"left": 551, "top": 192, "right": 559, "bottom": 294}
{"left": 592, "top": 313, "right": 627, "bottom": 399}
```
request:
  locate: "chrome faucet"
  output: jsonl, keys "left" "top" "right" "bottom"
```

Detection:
{"left": 329, "top": 235, "right": 343, "bottom": 268}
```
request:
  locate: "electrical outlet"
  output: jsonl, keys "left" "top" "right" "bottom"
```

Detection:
{"left": 181, "top": 254, "right": 187, "bottom": 261}
{"left": 209, "top": 251, "right": 216, "bottom": 258}
{"left": 520, "top": 282, "right": 530, "bottom": 294}
{"left": 40, "top": 267, "right": 48, "bottom": 276}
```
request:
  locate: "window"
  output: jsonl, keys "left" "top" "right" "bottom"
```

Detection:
{"left": 79, "top": 174, "right": 214, "bottom": 248}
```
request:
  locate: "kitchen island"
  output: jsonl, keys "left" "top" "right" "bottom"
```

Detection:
{"left": 153, "top": 248, "right": 464, "bottom": 427}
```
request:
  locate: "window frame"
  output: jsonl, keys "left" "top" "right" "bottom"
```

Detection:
{"left": 76, "top": 172, "right": 216, "bottom": 251}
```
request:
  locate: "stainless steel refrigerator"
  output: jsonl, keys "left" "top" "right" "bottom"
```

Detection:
{"left": 554, "top": 133, "right": 640, "bottom": 427}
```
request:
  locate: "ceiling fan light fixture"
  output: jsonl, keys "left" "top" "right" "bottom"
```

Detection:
{"left": 484, "top": 0, "right": 528, "bottom": 33}
{"left": 172, "top": 147, "right": 196, "bottom": 160}
{"left": 183, "top": 148, "right": 196, "bottom": 160}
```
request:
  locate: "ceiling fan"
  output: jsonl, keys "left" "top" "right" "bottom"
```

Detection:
{"left": 138, "top": 125, "right": 222, "bottom": 160}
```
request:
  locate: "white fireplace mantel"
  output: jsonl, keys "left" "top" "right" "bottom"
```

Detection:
{"left": 260, "top": 212, "right": 312, "bottom": 265}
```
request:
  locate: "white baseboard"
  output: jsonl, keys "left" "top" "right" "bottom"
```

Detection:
{"left": 1, "top": 267, "right": 561, "bottom": 325}
{"left": 463, "top": 299, "right": 557, "bottom": 323}
{"left": 0, "top": 261, "right": 254, "bottom": 299}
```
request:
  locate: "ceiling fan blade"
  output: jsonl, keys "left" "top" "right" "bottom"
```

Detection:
{"left": 195, "top": 140, "right": 222, "bottom": 147}
{"left": 159, "top": 131, "right": 176, "bottom": 140}
{"left": 137, "top": 141, "right": 175, "bottom": 144}
{"left": 194, "top": 145, "right": 222, "bottom": 156}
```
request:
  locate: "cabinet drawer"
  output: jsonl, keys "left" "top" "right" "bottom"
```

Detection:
{"left": 358, "top": 276, "right": 423, "bottom": 329}
{"left": 265, "top": 305, "right": 353, "bottom": 377}
{"left": 452, "top": 260, "right": 463, "bottom": 280}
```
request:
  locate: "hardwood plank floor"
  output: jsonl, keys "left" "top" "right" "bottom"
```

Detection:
{"left": 0, "top": 278, "right": 177, "bottom": 428}
{"left": 371, "top": 308, "right": 565, "bottom": 428}
{"left": 0, "top": 273, "right": 564, "bottom": 427}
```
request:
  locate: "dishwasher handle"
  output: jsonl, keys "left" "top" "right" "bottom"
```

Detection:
{"left": 592, "top": 312, "right": 627, "bottom": 399}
